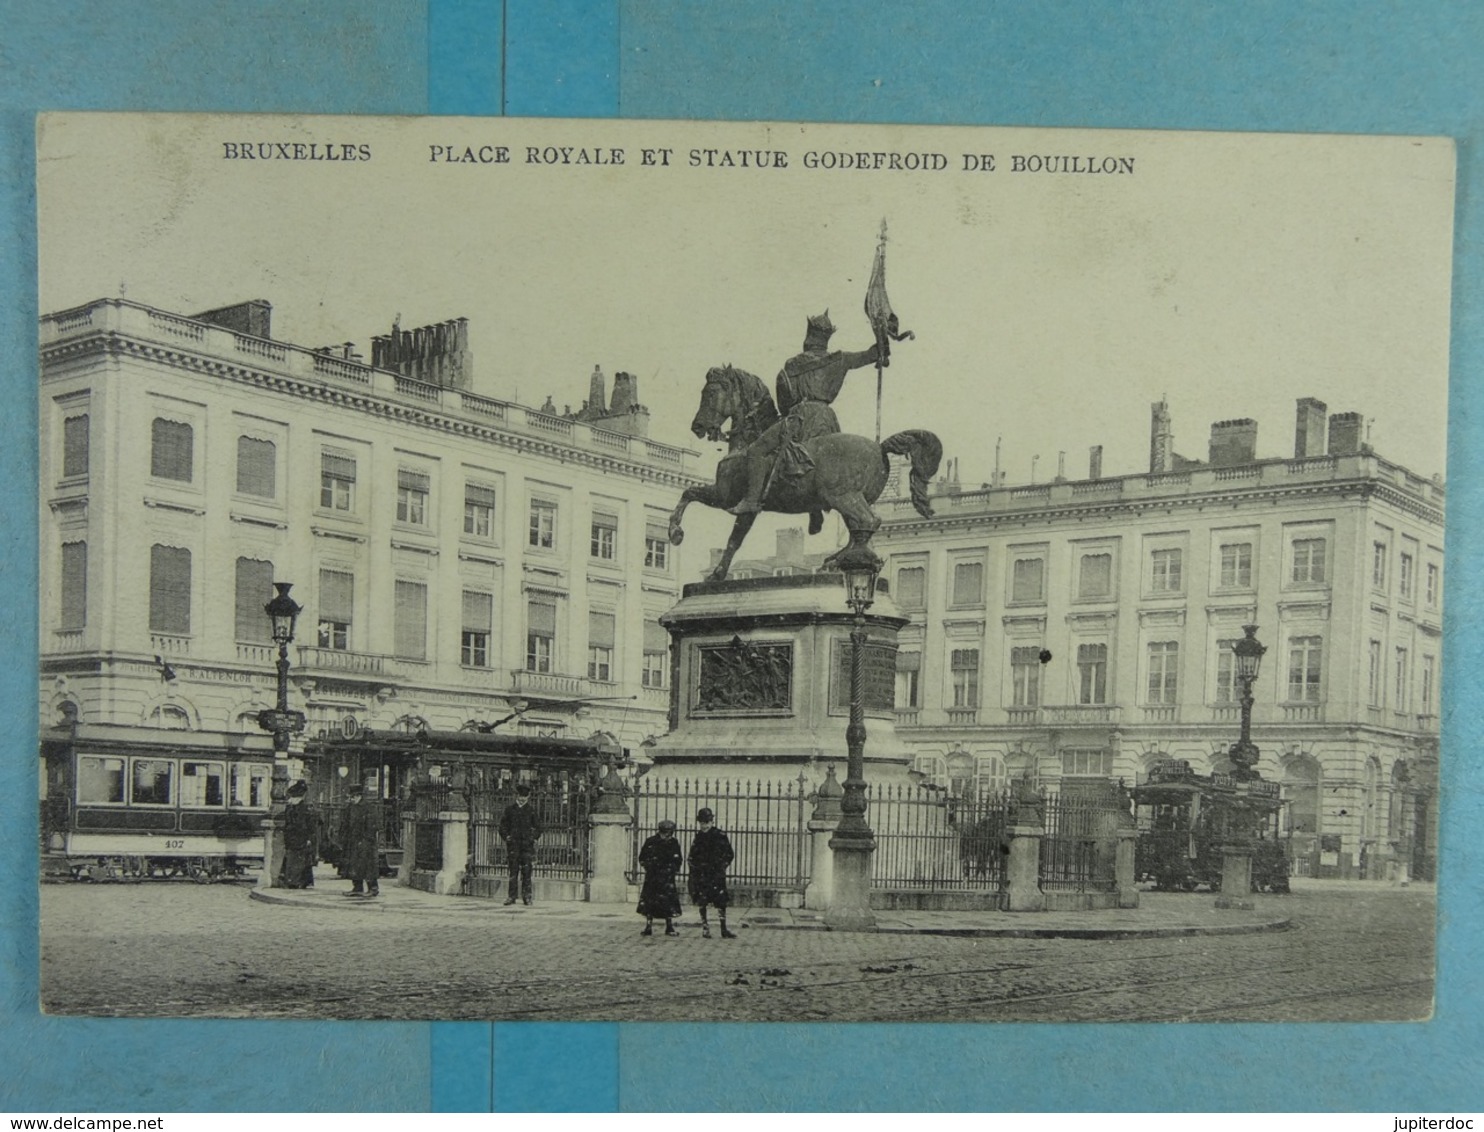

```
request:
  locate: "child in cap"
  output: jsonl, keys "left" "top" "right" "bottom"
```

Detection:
{"left": 636, "top": 819, "right": 684, "bottom": 936}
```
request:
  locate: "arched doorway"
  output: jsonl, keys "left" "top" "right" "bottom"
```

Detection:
{"left": 1281, "top": 754, "right": 1321, "bottom": 876}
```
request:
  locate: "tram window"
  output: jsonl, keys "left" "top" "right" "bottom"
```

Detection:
{"left": 181, "top": 761, "right": 225, "bottom": 807}
{"left": 130, "top": 759, "right": 174, "bottom": 805}
{"left": 77, "top": 756, "right": 125, "bottom": 804}
{"left": 230, "top": 763, "right": 271, "bottom": 808}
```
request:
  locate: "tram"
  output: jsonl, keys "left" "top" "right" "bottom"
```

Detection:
{"left": 41, "top": 722, "right": 272, "bottom": 881}
{"left": 1132, "top": 759, "right": 1291, "bottom": 894}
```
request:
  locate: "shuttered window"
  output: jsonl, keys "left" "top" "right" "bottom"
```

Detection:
{"left": 952, "top": 561, "right": 984, "bottom": 606}
{"left": 588, "top": 610, "right": 616, "bottom": 649}
{"left": 149, "top": 545, "right": 192, "bottom": 635}
{"left": 234, "top": 557, "right": 275, "bottom": 642}
{"left": 60, "top": 541, "right": 86, "bottom": 630}
{"left": 236, "top": 436, "right": 276, "bottom": 498}
{"left": 1012, "top": 558, "right": 1045, "bottom": 602}
{"left": 527, "top": 597, "right": 557, "bottom": 672}
{"left": 63, "top": 415, "right": 89, "bottom": 478}
{"left": 1078, "top": 553, "right": 1112, "bottom": 598}
{"left": 151, "top": 419, "right": 194, "bottom": 482}
{"left": 394, "top": 581, "right": 428, "bottom": 660}
{"left": 895, "top": 566, "right": 925, "bottom": 610}
{"left": 320, "top": 449, "right": 356, "bottom": 511}
{"left": 464, "top": 483, "right": 496, "bottom": 536}
{"left": 461, "top": 591, "right": 493, "bottom": 668}
{"left": 318, "top": 569, "right": 353, "bottom": 649}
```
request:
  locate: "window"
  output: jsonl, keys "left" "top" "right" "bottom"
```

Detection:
{"left": 527, "top": 597, "right": 556, "bottom": 672}
{"left": 1011, "top": 557, "right": 1045, "bottom": 603}
{"left": 591, "top": 512, "right": 618, "bottom": 560}
{"left": 320, "top": 449, "right": 356, "bottom": 512}
{"left": 642, "top": 621, "right": 669, "bottom": 689}
{"left": 148, "top": 545, "right": 191, "bottom": 635}
{"left": 1062, "top": 748, "right": 1114, "bottom": 777}
{"left": 230, "top": 763, "right": 271, "bottom": 809}
{"left": 1146, "top": 641, "right": 1179, "bottom": 703}
{"left": 60, "top": 541, "right": 86, "bottom": 631}
{"left": 976, "top": 755, "right": 1008, "bottom": 798}
{"left": 150, "top": 705, "right": 190, "bottom": 730}
{"left": 529, "top": 500, "right": 557, "bottom": 549}
{"left": 1393, "top": 647, "right": 1409, "bottom": 711}
{"left": 1077, "top": 643, "right": 1108, "bottom": 704}
{"left": 317, "top": 569, "right": 353, "bottom": 650}
{"left": 461, "top": 591, "right": 492, "bottom": 668}
{"left": 1010, "top": 645, "right": 1042, "bottom": 707}
{"left": 1078, "top": 553, "right": 1112, "bottom": 599}
{"left": 78, "top": 756, "right": 124, "bottom": 804}
{"left": 1149, "top": 549, "right": 1183, "bottom": 593}
{"left": 895, "top": 649, "right": 921, "bottom": 709}
{"left": 1425, "top": 563, "right": 1440, "bottom": 607}
{"left": 236, "top": 436, "right": 276, "bottom": 498}
{"left": 1214, "top": 638, "right": 1240, "bottom": 703}
{"left": 1287, "top": 636, "right": 1323, "bottom": 702}
{"left": 394, "top": 581, "right": 428, "bottom": 660}
{"left": 1421, "top": 654, "right": 1436, "bottom": 714}
{"left": 1291, "top": 537, "right": 1327, "bottom": 584}
{"left": 464, "top": 483, "right": 496, "bottom": 537}
{"left": 588, "top": 610, "right": 616, "bottom": 681}
{"left": 895, "top": 565, "right": 926, "bottom": 610}
{"left": 950, "top": 648, "right": 980, "bottom": 708}
{"left": 952, "top": 561, "right": 985, "bottom": 606}
{"left": 234, "top": 557, "right": 275, "bottom": 642}
{"left": 396, "top": 469, "right": 430, "bottom": 526}
{"left": 1219, "top": 542, "right": 1253, "bottom": 588}
{"left": 1368, "top": 640, "right": 1384, "bottom": 706}
{"left": 63, "top": 414, "right": 89, "bottom": 478}
{"left": 644, "top": 525, "right": 670, "bottom": 570}
{"left": 1399, "top": 553, "right": 1414, "bottom": 600}
{"left": 131, "top": 759, "right": 173, "bottom": 805}
{"left": 150, "top": 418, "right": 193, "bottom": 482}
{"left": 912, "top": 753, "right": 947, "bottom": 787}
{"left": 1372, "top": 542, "right": 1388, "bottom": 590}
{"left": 180, "top": 761, "right": 225, "bottom": 807}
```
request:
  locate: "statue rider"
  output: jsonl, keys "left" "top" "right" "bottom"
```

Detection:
{"left": 729, "top": 311, "right": 885, "bottom": 515}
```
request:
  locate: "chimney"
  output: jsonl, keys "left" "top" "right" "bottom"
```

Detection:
{"left": 1055, "top": 451, "right": 1067, "bottom": 482}
{"left": 588, "top": 366, "right": 608, "bottom": 415}
{"left": 192, "top": 299, "right": 273, "bottom": 339}
{"left": 1328, "top": 411, "right": 1364, "bottom": 456}
{"left": 1294, "top": 397, "right": 1327, "bottom": 458}
{"left": 776, "top": 528, "right": 805, "bottom": 563}
{"left": 1150, "top": 400, "right": 1173, "bottom": 473}
{"left": 1208, "top": 418, "right": 1258, "bottom": 467}
{"left": 610, "top": 372, "right": 636, "bottom": 414}
{"left": 1089, "top": 445, "right": 1103, "bottom": 480}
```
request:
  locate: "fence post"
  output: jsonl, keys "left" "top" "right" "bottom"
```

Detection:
{"left": 588, "top": 762, "right": 633, "bottom": 904}
{"left": 399, "top": 804, "right": 417, "bottom": 888}
{"left": 804, "top": 765, "right": 843, "bottom": 911}
{"left": 1007, "top": 778, "right": 1046, "bottom": 913}
{"left": 434, "top": 801, "right": 469, "bottom": 897}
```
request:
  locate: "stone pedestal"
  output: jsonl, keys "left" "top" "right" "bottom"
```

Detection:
{"left": 399, "top": 810, "right": 418, "bottom": 887}
{"left": 259, "top": 812, "right": 286, "bottom": 889}
{"left": 1215, "top": 843, "right": 1255, "bottom": 910}
{"left": 1006, "top": 824, "right": 1045, "bottom": 912}
{"left": 589, "top": 811, "right": 633, "bottom": 903}
{"left": 805, "top": 816, "right": 840, "bottom": 910}
{"left": 432, "top": 810, "right": 469, "bottom": 895}
{"left": 647, "top": 575, "right": 914, "bottom": 787}
{"left": 1115, "top": 827, "right": 1140, "bottom": 909}
{"left": 824, "top": 830, "right": 877, "bottom": 931}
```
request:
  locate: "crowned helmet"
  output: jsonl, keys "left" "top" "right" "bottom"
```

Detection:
{"left": 803, "top": 309, "right": 836, "bottom": 350}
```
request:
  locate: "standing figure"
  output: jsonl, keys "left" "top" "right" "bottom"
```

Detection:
{"left": 687, "top": 807, "right": 737, "bottom": 939}
{"left": 279, "top": 779, "right": 318, "bottom": 889}
{"left": 636, "top": 819, "right": 684, "bottom": 936}
{"left": 498, "top": 783, "right": 543, "bottom": 906}
{"left": 340, "top": 782, "right": 382, "bottom": 898}
{"left": 729, "top": 311, "right": 884, "bottom": 515}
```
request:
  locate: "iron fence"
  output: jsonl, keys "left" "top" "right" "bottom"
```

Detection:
{"left": 869, "top": 785, "right": 1011, "bottom": 892}
{"left": 627, "top": 776, "right": 809, "bottom": 892}
{"left": 466, "top": 776, "right": 593, "bottom": 894}
{"left": 1039, "top": 789, "right": 1120, "bottom": 892}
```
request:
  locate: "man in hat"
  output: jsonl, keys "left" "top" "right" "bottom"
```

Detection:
{"left": 340, "top": 782, "right": 382, "bottom": 897}
{"left": 498, "top": 783, "right": 543, "bottom": 905}
{"left": 687, "top": 808, "right": 737, "bottom": 938}
{"left": 279, "top": 779, "right": 318, "bottom": 889}
{"left": 636, "top": 819, "right": 684, "bottom": 936}
{"left": 729, "top": 311, "right": 885, "bottom": 515}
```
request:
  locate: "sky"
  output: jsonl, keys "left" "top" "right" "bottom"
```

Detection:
{"left": 36, "top": 114, "right": 1457, "bottom": 564}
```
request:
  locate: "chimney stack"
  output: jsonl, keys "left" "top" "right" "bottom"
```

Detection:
{"left": 776, "top": 528, "right": 805, "bottom": 563}
{"left": 587, "top": 366, "right": 608, "bottom": 415}
{"left": 610, "top": 372, "right": 637, "bottom": 414}
{"left": 1294, "top": 397, "right": 1327, "bottom": 459}
{"left": 1208, "top": 418, "right": 1258, "bottom": 466}
{"left": 1150, "top": 400, "right": 1173, "bottom": 473}
{"left": 1328, "top": 411, "right": 1364, "bottom": 456}
{"left": 1089, "top": 445, "right": 1103, "bottom": 480}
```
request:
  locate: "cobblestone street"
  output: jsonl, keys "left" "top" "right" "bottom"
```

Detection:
{"left": 39, "top": 878, "right": 1434, "bottom": 1022}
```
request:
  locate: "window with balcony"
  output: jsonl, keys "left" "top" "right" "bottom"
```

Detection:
{"left": 644, "top": 525, "right": 670, "bottom": 571}
{"left": 320, "top": 449, "right": 356, "bottom": 512}
{"left": 642, "top": 621, "right": 669, "bottom": 688}
{"left": 393, "top": 580, "right": 428, "bottom": 660}
{"left": 529, "top": 500, "right": 557, "bottom": 550}
{"left": 396, "top": 469, "right": 430, "bottom": 527}
{"left": 462, "top": 590, "right": 492, "bottom": 668}
{"left": 148, "top": 544, "right": 191, "bottom": 635}
{"left": 60, "top": 541, "right": 86, "bottom": 632}
{"left": 317, "top": 569, "right": 354, "bottom": 650}
{"left": 234, "top": 557, "right": 275, "bottom": 642}
{"left": 63, "top": 414, "right": 89, "bottom": 479}
{"left": 1218, "top": 542, "right": 1253, "bottom": 589}
{"left": 951, "top": 560, "right": 985, "bottom": 606}
{"left": 1214, "top": 637, "right": 1239, "bottom": 703}
{"left": 1010, "top": 645, "right": 1042, "bottom": 707}
{"left": 1077, "top": 643, "right": 1108, "bottom": 704}
{"left": 895, "top": 650, "right": 921, "bottom": 709}
{"left": 591, "top": 512, "right": 618, "bottom": 561}
{"left": 895, "top": 565, "right": 926, "bottom": 611}
{"left": 1149, "top": 549, "right": 1183, "bottom": 594}
{"left": 1011, "top": 557, "right": 1045, "bottom": 603}
{"left": 150, "top": 418, "right": 193, "bottom": 482}
{"left": 1287, "top": 636, "right": 1324, "bottom": 702}
{"left": 950, "top": 648, "right": 980, "bottom": 709}
{"left": 1078, "top": 552, "right": 1112, "bottom": 599}
{"left": 588, "top": 610, "right": 616, "bottom": 682}
{"left": 1146, "top": 641, "right": 1179, "bottom": 703}
{"left": 527, "top": 597, "right": 556, "bottom": 672}
{"left": 464, "top": 483, "right": 496, "bottom": 538}
{"left": 236, "top": 436, "right": 276, "bottom": 499}
{"left": 1291, "top": 537, "right": 1327, "bottom": 584}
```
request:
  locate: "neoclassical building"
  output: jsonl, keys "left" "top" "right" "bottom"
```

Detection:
{"left": 875, "top": 400, "right": 1443, "bottom": 881}
{"left": 39, "top": 297, "right": 699, "bottom": 817}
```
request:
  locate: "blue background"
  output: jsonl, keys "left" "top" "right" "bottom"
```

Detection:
{"left": 3, "top": 0, "right": 1481, "bottom": 1112}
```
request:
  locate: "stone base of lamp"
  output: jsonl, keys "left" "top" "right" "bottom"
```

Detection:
{"left": 1214, "top": 842, "right": 1256, "bottom": 910}
{"left": 823, "top": 829, "right": 877, "bottom": 931}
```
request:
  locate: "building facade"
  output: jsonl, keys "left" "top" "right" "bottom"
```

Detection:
{"left": 39, "top": 298, "right": 699, "bottom": 822}
{"left": 875, "top": 399, "right": 1443, "bottom": 881}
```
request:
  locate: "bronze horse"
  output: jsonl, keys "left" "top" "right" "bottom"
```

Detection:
{"left": 668, "top": 364, "right": 941, "bottom": 581}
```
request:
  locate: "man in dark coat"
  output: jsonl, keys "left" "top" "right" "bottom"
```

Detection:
{"left": 637, "top": 819, "right": 684, "bottom": 936}
{"left": 340, "top": 782, "right": 382, "bottom": 897}
{"left": 687, "top": 807, "right": 737, "bottom": 938}
{"left": 279, "top": 779, "right": 318, "bottom": 889}
{"left": 498, "top": 783, "right": 543, "bottom": 905}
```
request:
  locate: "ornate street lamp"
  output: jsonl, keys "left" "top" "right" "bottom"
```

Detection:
{"left": 257, "top": 582, "right": 307, "bottom": 887}
{"left": 825, "top": 544, "right": 883, "bottom": 931}
{"left": 1228, "top": 624, "right": 1267, "bottom": 781}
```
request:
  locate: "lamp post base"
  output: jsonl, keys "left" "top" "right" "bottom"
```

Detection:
{"left": 823, "top": 831, "right": 877, "bottom": 931}
{"left": 1214, "top": 842, "right": 1255, "bottom": 910}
